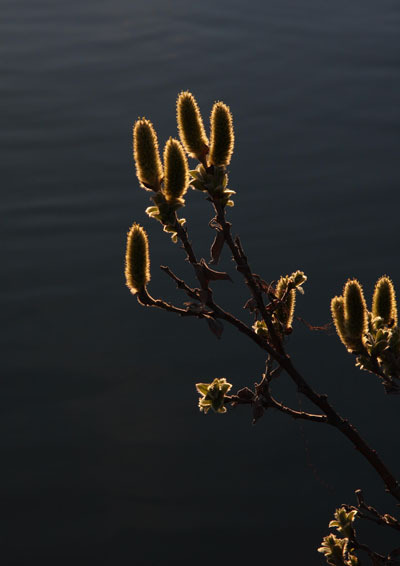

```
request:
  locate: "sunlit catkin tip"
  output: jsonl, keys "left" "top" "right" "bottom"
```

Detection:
{"left": 125, "top": 223, "right": 151, "bottom": 294}
{"left": 372, "top": 276, "right": 398, "bottom": 326}
{"left": 275, "top": 276, "right": 296, "bottom": 330}
{"left": 331, "top": 296, "right": 348, "bottom": 347}
{"left": 209, "top": 101, "right": 234, "bottom": 167}
{"left": 343, "top": 279, "right": 368, "bottom": 342}
{"left": 133, "top": 118, "right": 163, "bottom": 190}
{"left": 176, "top": 91, "right": 209, "bottom": 159}
{"left": 163, "top": 137, "right": 189, "bottom": 204}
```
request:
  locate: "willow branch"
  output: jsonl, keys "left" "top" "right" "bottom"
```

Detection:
{"left": 262, "top": 394, "right": 328, "bottom": 423}
{"left": 212, "top": 199, "right": 284, "bottom": 353}
{"left": 136, "top": 288, "right": 208, "bottom": 318}
{"left": 160, "top": 210, "right": 400, "bottom": 503}
{"left": 160, "top": 265, "right": 200, "bottom": 301}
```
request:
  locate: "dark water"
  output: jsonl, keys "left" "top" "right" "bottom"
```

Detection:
{"left": 2, "top": 0, "right": 400, "bottom": 564}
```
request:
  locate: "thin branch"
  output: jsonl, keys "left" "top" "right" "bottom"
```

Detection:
{"left": 262, "top": 394, "right": 328, "bottom": 423}
{"left": 152, "top": 210, "right": 400, "bottom": 503}
{"left": 160, "top": 265, "right": 200, "bottom": 301}
{"left": 136, "top": 288, "right": 209, "bottom": 319}
{"left": 208, "top": 202, "right": 400, "bottom": 502}
{"left": 212, "top": 200, "right": 284, "bottom": 354}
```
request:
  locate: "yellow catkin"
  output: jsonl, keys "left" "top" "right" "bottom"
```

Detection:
{"left": 125, "top": 223, "right": 151, "bottom": 293}
{"left": 209, "top": 101, "right": 235, "bottom": 167}
{"left": 275, "top": 276, "right": 296, "bottom": 330}
{"left": 176, "top": 91, "right": 209, "bottom": 159}
{"left": 133, "top": 118, "right": 163, "bottom": 190}
{"left": 163, "top": 138, "right": 189, "bottom": 204}
{"left": 372, "top": 276, "right": 398, "bottom": 326}
{"left": 331, "top": 296, "right": 348, "bottom": 349}
{"left": 343, "top": 279, "right": 368, "bottom": 347}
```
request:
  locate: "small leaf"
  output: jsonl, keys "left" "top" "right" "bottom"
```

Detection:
{"left": 196, "top": 383, "right": 210, "bottom": 396}
{"left": 209, "top": 231, "right": 225, "bottom": 265}
{"left": 190, "top": 179, "right": 206, "bottom": 191}
{"left": 252, "top": 403, "right": 264, "bottom": 424}
{"left": 200, "top": 259, "right": 232, "bottom": 282}
{"left": 206, "top": 317, "right": 224, "bottom": 339}
{"left": 237, "top": 387, "right": 254, "bottom": 400}
{"left": 189, "top": 169, "right": 202, "bottom": 180}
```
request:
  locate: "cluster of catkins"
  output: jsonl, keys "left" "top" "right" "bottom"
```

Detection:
{"left": 331, "top": 277, "right": 400, "bottom": 392}
{"left": 125, "top": 91, "right": 234, "bottom": 295}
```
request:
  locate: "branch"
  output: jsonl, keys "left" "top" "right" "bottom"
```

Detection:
{"left": 136, "top": 288, "right": 209, "bottom": 319}
{"left": 263, "top": 393, "right": 328, "bottom": 423}
{"left": 159, "top": 212, "right": 400, "bottom": 503}
{"left": 160, "top": 265, "right": 200, "bottom": 301}
{"left": 212, "top": 200, "right": 284, "bottom": 354}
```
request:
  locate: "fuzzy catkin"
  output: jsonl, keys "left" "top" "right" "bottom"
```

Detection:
{"left": 275, "top": 276, "right": 296, "bottom": 330}
{"left": 176, "top": 91, "right": 209, "bottom": 159}
{"left": 125, "top": 223, "right": 151, "bottom": 293}
{"left": 372, "top": 276, "right": 397, "bottom": 326}
{"left": 133, "top": 118, "right": 163, "bottom": 189}
{"left": 343, "top": 279, "right": 368, "bottom": 345}
{"left": 209, "top": 101, "right": 234, "bottom": 167}
{"left": 331, "top": 296, "right": 348, "bottom": 348}
{"left": 163, "top": 138, "right": 189, "bottom": 204}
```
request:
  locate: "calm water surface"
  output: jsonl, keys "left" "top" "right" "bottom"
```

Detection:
{"left": 2, "top": 0, "right": 400, "bottom": 564}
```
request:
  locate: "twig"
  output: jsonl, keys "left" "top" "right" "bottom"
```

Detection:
{"left": 160, "top": 265, "right": 200, "bottom": 301}
{"left": 147, "top": 212, "right": 400, "bottom": 503}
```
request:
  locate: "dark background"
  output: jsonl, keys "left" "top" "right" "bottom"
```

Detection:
{"left": 2, "top": 0, "right": 400, "bottom": 564}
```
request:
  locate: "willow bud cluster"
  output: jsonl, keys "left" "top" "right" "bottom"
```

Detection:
{"left": 331, "top": 276, "right": 400, "bottom": 392}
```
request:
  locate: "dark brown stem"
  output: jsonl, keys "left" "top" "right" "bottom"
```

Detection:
{"left": 155, "top": 210, "right": 400, "bottom": 503}
{"left": 136, "top": 288, "right": 208, "bottom": 318}
{"left": 160, "top": 265, "right": 200, "bottom": 301}
{"left": 212, "top": 199, "right": 284, "bottom": 354}
{"left": 262, "top": 392, "right": 328, "bottom": 423}
{"left": 173, "top": 217, "right": 198, "bottom": 265}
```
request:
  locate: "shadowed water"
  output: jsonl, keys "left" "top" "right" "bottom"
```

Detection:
{"left": 2, "top": 0, "right": 400, "bottom": 564}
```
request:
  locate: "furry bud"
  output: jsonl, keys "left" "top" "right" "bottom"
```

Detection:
{"left": 343, "top": 279, "right": 368, "bottom": 348}
{"left": 331, "top": 296, "right": 349, "bottom": 349}
{"left": 275, "top": 276, "right": 296, "bottom": 330}
{"left": 209, "top": 101, "right": 234, "bottom": 167}
{"left": 133, "top": 118, "right": 163, "bottom": 190}
{"left": 163, "top": 137, "right": 189, "bottom": 205}
{"left": 125, "top": 223, "right": 151, "bottom": 293}
{"left": 177, "top": 91, "right": 209, "bottom": 160}
{"left": 372, "top": 276, "right": 397, "bottom": 326}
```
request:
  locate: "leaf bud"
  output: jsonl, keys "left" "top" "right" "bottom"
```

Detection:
{"left": 196, "top": 378, "right": 232, "bottom": 414}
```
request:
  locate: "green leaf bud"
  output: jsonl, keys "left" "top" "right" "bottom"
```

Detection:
{"left": 209, "top": 101, "right": 235, "bottom": 167}
{"left": 162, "top": 137, "right": 189, "bottom": 205}
{"left": 292, "top": 270, "right": 307, "bottom": 288}
{"left": 343, "top": 279, "right": 368, "bottom": 349}
{"left": 176, "top": 91, "right": 209, "bottom": 160}
{"left": 329, "top": 507, "right": 357, "bottom": 539}
{"left": 318, "top": 534, "right": 348, "bottom": 565}
{"left": 196, "top": 378, "right": 232, "bottom": 414}
{"left": 372, "top": 275, "right": 397, "bottom": 326}
{"left": 275, "top": 276, "right": 296, "bottom": 331}
{"left": 252, "top": 320, "right": 269, "bottom": 338}
{"left": 133, "top": 118, "right": 163, "bottom": 191}
{"left": 125, "top": 223, "right": 151, "bottom": 294}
